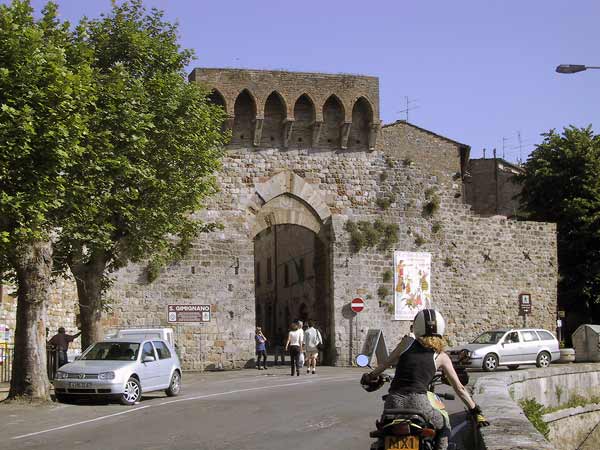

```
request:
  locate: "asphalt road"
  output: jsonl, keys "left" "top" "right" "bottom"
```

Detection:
{"left": 0, "top": 366, "right": 482, "bottom": 450}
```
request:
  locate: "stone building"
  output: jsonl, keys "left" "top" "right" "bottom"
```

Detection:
{"left": 0, "top": 68, "right": 558, "bottom": 371}
{"left": 464, "top": 156, "right": 524, "bottom": 218}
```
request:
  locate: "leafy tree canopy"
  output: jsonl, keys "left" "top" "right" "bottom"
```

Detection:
{"left": 54, "top": 0, "right": 228, "bottom": 277}
{"left": 0, "top": 0, "right": 94, "bottom": 275}
{"left": 518, "top": 126, "right": 600, "bottom": 312}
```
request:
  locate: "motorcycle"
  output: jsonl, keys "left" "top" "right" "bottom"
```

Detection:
{"left": 357, "top": 354, "right": 469, "bottom": 450}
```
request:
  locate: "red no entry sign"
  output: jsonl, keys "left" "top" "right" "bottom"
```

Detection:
{"left": 351, "top": 298, "right": 365, "bottom": 313}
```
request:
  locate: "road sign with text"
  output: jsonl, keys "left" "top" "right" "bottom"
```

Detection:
{"left": 168, "top": 304, "right": 211, "bottom": 323}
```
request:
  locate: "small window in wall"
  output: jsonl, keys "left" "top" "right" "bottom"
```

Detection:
{"left": 255, "top": 262, "right": 261, "bottom": 287}
{"left": 267, "top": 257, "right": 272, "bottom": 284}
{"left": 284, "top": 264, "right": 290, "bottom": 287}
{"left": 152, "top": 341, "right": 172, "bottom": 359}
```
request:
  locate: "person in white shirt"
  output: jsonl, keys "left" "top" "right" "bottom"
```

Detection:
{"left": 304, "top": 320, "right": 323, "bottom": 374}
{"left": 285, "top": 321, "right": 304, "bottom": 376}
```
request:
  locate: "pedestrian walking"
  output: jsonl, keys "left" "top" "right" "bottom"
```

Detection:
{"left": 285, "top": 321, "right": 304, "bottom": 376}
{"left": 304, "top": 320, "right": 323, "bottom": 374}
{"left": 296, "top": 320, "right": 305, "bottom": 369}
{"left": 255, "top": 327, "right": 268, "bottom": 370}
{"left": 48, "top": 326, "right": 81, "bottom": 368}
{"left": 273, "top": 327, "right": 286, "bottom": 365}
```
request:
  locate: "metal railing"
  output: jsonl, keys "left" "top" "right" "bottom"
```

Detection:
{"left": 0, "top": 344, "right": 61, "bottom": 383}
{"left": 0, "top": 343, "right": 13, "bottom": 383}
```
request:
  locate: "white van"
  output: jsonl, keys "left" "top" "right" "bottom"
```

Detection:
{"left": 106, "top": 328, "right": 175, "bottom": 347}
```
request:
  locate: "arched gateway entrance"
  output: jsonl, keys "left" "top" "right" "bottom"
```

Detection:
{"left": 250, "top": 171, "right": 334, "bottom": 364}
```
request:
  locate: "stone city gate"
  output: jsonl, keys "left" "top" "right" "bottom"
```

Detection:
{"left": 24, "top": 67, "right": 557, "bottom": 371}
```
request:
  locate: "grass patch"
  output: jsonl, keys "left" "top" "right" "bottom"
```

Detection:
{"left": 377, "top": 285, "right": 391, "bottom": 299}
{"left": 382, "top": 269, "right": 393, "bottom": 283}
{"left": 376, "top": 194, "right": 395, "bottom": 210}
{"left": 520, "top": 398, "right": 549, "bottom": 438}
{"left": 345, "top": 220, "right": 399, "bottom": 253}
{"left": 431, "top": 221, "right": 442, "bottom": 234}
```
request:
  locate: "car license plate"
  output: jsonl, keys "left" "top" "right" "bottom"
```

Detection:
{"left": 68, "top": 382, "right": 92, "bottom": 388}
{"left": 384, "top": 435, "right": 419, "bottom": 450}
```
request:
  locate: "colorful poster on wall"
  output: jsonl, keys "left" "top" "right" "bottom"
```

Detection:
{"left": 393, "top": 251, "right": 432, "bottom": 320}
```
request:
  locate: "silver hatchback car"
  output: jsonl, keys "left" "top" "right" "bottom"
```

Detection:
{"left": 53, "top": 337, "right": 182, "bottom": 405}
{"left": 447, "top": 328, "right": 560, "bottom": 372}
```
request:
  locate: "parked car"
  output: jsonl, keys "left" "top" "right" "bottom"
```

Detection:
{"left": 447, "top": 328, "right": 560, "bottom": 372}
{"left": 53, "top": 337, "right": 181, "bottom": 405}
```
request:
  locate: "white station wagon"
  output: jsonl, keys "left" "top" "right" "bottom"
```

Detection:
{"left": 53, "top": 337, "right": 182, "bottom": 405}
{"left": 448, "top": 328, "right": 560, "bottom": 372}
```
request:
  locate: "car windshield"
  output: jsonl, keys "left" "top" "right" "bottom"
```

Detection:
{"left": 471, "top": 331, "right": 506, "bottom": 345}
{"left": 81, "top": 342, "right": 140, "bottom": 361}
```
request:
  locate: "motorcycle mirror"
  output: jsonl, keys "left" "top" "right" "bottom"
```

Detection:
{"left": 356, "top": 354, "right": 370, "bottom": 367}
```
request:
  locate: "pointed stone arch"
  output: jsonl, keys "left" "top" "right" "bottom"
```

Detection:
{"left": 232, "top": 89, "right": 257, "bottom": 147}
{"left": 207, "top": 89, "right": 228, "bottom": 113}
{"left": 250, "top": 170, "right": 331, "bottom": 238}
{"left": 292, "top": 94, "right": 316, "bottom": 148}
{"left": 261, "top": 91, "right": 287, "bottom": 148}
{"left": 349, "top": 97, "right": 373, "bottom": 150}
{"left": 322, "top": 95, "right": 345, "bottom": 149}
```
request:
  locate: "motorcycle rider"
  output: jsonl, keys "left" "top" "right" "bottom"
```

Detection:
{"left": 361, "top": 309, "right": 489, "bottom": 450}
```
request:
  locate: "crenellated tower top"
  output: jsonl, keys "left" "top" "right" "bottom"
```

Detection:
{"left": 189, "top": 67, "right": 380, "bottom": 150}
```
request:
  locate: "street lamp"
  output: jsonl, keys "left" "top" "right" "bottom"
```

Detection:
{"left": 556, "top": 64, "right": 600, "bottom": 74}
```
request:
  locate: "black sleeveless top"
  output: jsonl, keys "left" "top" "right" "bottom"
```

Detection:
{"left": 389, "top": 338, "right": 436, "bottom": 394}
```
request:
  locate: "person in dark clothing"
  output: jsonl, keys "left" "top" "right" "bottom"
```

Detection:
{"left": 255, "top": 327, "right": 268, "bottom": 370}
{"left": 48, "top": 327, "right": 81, "bottom": 368}
{"left": 285, "top": 321, "right": 304, "bottom": 376}
{"left": 273, "top": 327, "right": 286, "bottom": 365}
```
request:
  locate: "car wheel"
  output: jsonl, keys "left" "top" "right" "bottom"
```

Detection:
{"left": 507, "top": 365, "right": 519, "bottom": 370}
{"left": 536, "top": 351, "right": 551, "bottom": 368}
{"left": 483, "top": 353, "right": 498, "bottom": 372}
{"left": 165, "top": 371, "right": 181, "bottom": 397}
{"left": 120, "top": 377, "right": 142, "bottom": 405}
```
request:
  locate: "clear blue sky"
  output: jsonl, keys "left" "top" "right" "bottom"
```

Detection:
{"left": 11, "top": 0, "right": 600, "bottom": 161}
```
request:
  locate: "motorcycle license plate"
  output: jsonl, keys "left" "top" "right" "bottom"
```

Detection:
{"left": 384, "top": 435, "right": 419, "bottom": 450}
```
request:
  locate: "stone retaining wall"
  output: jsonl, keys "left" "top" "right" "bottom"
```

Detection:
{"left": 545, "top": 404, "right": 600, "bottom": 450}
{"left": 473, "top": 363, "right": 600, "bottom": 450}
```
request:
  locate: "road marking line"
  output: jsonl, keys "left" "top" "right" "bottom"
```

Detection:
{"left": 11, "top": 375, "right": 355, "bottom": 440}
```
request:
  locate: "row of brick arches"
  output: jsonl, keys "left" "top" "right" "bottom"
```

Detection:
{"left": 208, "top": 90, "right": 376, "bottom": 150}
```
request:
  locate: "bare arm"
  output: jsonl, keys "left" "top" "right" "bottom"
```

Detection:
{"left": 370, "top": 336, "right": 412, "bottom": 377}
{"left": 285, "top": 332, "right": 290, "bottom": 351}
{"left": 437, "top": 352, "right": 476, "bottom": 410}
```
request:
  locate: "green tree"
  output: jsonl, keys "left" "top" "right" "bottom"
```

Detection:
{"left": 55, "top": 0, "right": 227, "bottom": 349}
{"left": 518, "top": 126, "right": 600, "bottom": 327}
{"left": 0, "top": 0, "right": 94, "bottom": 400}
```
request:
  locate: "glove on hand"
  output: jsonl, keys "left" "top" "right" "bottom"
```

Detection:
{"left": 469, "top": 405, "right": 490, "bottom": 428}
{"left": 360, "top": 372, "right": 377, "bottom": 385}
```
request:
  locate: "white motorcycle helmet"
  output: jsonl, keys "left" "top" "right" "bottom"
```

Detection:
{"left": 413, "top": 309, "right": 445, "bottom": 338}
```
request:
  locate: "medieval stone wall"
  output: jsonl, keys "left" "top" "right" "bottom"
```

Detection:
{"left": 96, "top": 119, "right": 556, "bottom": 370}
{"left": 28, "top": 68, "right": 557, "bottom": 371}
{"left": 0, "top": 279, "right": 80, "bottom": 349}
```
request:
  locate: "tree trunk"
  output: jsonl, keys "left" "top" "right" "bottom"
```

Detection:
{"left": 8, "top": 239, "right": 52, "bottom": 401}
{"left": 70, "top": 252, "right": 108, "bottom": 350}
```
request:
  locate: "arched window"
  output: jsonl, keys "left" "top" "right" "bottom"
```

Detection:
{"left": 292, "top": 94, "right": 315, "bottom": 148}
{"left": 322, "top": 95, "right": 344, "bottom": 148}
{"left": 261, "top": 92, "right": 286, "bottom": 147}
{"left": 232, "top": 89, "right": 256, "bottom": 147}
{"left": 349, "top": 97, "right": 373, "bottom": 150}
